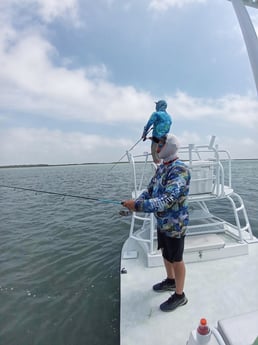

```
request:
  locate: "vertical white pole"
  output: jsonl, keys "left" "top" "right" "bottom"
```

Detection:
{"left": 231, "top": 0, "right": 258, "bottom": 95}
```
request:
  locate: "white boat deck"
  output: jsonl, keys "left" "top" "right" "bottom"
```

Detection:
{"left": 120, "top": 137, "right": 258, "bottom": 345}
{"left": 120, "top": 239, "right": 258, "bottom": 345}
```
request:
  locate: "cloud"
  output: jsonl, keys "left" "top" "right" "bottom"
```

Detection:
{"left": 35, "top": 0, "right": 80, "bottom": 23}
{"left": 1, "top": 126, "right": 257, "bottom": 166}
{"left": 0, "top": 0, "right": 81, "bottom": 25}
{"left": 1, "top": 1, "right": 258, "bottom": 130}
{"left": 0, "top": 26, "right": 153, "bottom": 124}
{"left": 219, "top": 135, "right": 258, "bottom": 160}
{"left": 0, "top": 23, "right": 258, "bottom": 129}
{"left": 1, "top": 1, "right": 258, "bottom": 165}
{"left": 148, "top": 0, "right": 207, "bottom": 11}
{"left": 169, "top": 92, "right": 258, "bottom": 128}
{"left": 0, "top": 127, "right": 133, "bottom": 165}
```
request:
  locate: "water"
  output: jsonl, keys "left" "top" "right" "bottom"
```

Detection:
{"left": 0, "top": 161, "right": 258, "bottom": 345}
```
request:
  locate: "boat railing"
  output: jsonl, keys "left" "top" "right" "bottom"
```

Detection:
{"left": 127, "top": 136, "right": 231, "bottom": 200}
{"left": 125, "top": 136, "right": 253, "bottom": 258}
{"left": 179, "top": 136, "right": 232, "bottom": 196}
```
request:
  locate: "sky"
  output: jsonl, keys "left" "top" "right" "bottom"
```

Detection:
{"left": 0, "top": 0, "right": 258, "bottom": 165}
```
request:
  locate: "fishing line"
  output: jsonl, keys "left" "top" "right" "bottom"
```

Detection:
{"left": 0, "top": 184, "right": 122, "bottom": 205}
{"left": 109, "top": 126, "right": 153, "bottom": 172}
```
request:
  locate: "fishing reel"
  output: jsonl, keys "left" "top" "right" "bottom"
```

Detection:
{"left": 119, "top": 209, "right": 132, "bottom": 217}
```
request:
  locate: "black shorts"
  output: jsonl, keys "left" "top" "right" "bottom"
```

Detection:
{"left": 157, "top": 231, "right": 185, "bottom": 263}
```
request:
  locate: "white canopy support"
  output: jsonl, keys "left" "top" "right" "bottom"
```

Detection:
{"left": 230, "top": 0, "right": 258, "bottom": 95}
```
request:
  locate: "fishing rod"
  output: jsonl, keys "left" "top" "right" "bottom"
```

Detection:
{"left": 109, "top": 126, "right": 153, "bottom": 172}
{"left": 0, "top": 184, "right": 122, "bottom": 205}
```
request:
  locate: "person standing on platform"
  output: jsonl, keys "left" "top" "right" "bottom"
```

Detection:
{"left": 141, "top": 100, "right": 172, "bottom": 164}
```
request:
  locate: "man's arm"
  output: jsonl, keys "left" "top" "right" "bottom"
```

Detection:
{"left": 142, "top": 112, "right": 157, "bottom": 139}
{"left": 134, "top": 168, "right": 188, "bottom": 213}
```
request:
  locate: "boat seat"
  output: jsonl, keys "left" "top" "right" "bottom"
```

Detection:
{"left": 185, "top": 234, "right": 225, "bottom": 252}
{"left": 217, "top": 310, "right": 258, "bottom": 345}
{"left": 189, "top": 160, "right": 214, "bottom": 195}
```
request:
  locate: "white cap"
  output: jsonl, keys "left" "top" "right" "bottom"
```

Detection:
{"left": 158, "top": 134, "right": 180, "bottom": 162}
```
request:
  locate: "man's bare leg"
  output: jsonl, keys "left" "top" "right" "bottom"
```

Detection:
{"left": 172, "top": 260, "right": 185, "bottom": 295}
{"left": 163, "top": 258, "right": 175, "bottom": 280}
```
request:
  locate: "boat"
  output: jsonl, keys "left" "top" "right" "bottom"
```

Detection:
{"left": 120, "top": 135, "right": 258, "bottom": 345}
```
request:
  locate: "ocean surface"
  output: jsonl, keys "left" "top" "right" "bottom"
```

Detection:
{"left": 0, "top": 160, "right": 258, "bottom": 345}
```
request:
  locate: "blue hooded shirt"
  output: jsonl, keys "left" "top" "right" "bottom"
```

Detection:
{"left": 143, "top": 100, "right": 172, "bottom": 139}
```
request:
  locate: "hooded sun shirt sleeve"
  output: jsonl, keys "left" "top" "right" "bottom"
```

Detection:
{"left": 134, "top": 163, "right": 189, "bottom": 214}
{"left": 143, "top": 112, "right": 158, "bottom": 137}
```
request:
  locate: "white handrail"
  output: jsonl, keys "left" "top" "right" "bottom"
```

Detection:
{"left": 211, "top": 327, "right": 227, "bottom": 345}
{"left": 126, "top": 136, "right": 252, "bottom": 254}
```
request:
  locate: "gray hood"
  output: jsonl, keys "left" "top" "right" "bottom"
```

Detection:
{"left": 158, "top": 134, "right": 180, "bottom": 162}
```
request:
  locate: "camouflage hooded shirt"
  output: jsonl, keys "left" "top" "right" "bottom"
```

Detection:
{"left": 134, "top": 159, "right": 191, "bottom": 238}
{"left": 143, "top": 102, "right": 172, "bottom": 139}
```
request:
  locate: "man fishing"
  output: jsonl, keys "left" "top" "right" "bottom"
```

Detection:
{"left": 122, "top": 134, "right": 191, "bottom": 312}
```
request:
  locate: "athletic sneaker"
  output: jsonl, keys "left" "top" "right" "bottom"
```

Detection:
{"left": 160, "top": 292, "right": 188, "bottom": 312}
{"left": 152, "top": 278, "right": 176, "bottom": 292}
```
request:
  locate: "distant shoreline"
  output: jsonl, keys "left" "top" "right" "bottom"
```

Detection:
{"left": 0, "top": 159, "right": 257, "bottom": 169}
{"left": 0, "top": 162, "right": 129, "bottom": 169}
